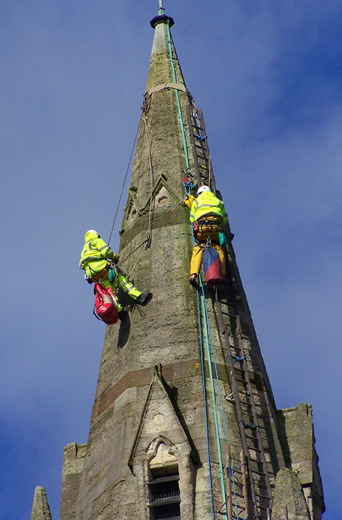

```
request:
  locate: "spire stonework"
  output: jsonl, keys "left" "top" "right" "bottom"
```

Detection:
{"left": 30, "top": 486, "right": 52, "bottom": 520}
{"left": 54, "top": 8, "right": 324, "bottom": 520}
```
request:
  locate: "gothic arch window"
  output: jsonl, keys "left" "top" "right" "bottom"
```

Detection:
{"left": 147, "top": 439, "right": 181, "bottom": 519}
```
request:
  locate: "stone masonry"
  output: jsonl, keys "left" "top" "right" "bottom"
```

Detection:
{"left": 30, "top": 7, "right": 324, "bottom": 520}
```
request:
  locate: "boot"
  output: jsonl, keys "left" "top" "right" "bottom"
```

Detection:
{"left": 135, "top": 290, "right": 152, "bottom": 306}
{"left": 189, "top": 274, "right": 197, "bottom": 285}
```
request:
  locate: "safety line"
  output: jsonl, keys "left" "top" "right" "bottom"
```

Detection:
{"left": 201, "top": 282, "right": 242, "bottom": 519}
{"left": 197, "top": 277, "right": 215, "bottom": 519}
{"left": 183, "top": 184, "right": 215, "bottom": 519}
{"left": 107, "top": 114, "right": 142, "bottom": 246}
{"left": 198, "top": 279, "right": 228, "bottom": 520}
{"left": 202, "top": 287, "right": 230, "bottom": 443}
{"left": 166, "top": 19, "right": 190, "bottom": 170}
{"left": 142, "top": 114, "right": 155, "bottom": 238}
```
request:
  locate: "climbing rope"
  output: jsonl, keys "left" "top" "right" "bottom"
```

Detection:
{"left": 198, "top": 276, "right": 228, "bottom": 520}
{"left": 184, "top": 176, "right": 242, "bottom": 518}
{"left": 142, "top": 113, "right": 155, "bottom": 240}
{"left": 106, "top": 102, "right": 155, "bottom": 279}
{"left": 166, "top": 19, "right": 190, "bottom": 170}
{"left": 107, "top": 115, "right": 142, "bottom": 246}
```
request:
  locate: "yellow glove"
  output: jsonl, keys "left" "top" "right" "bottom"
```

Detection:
{"left": 184, "top": 194, "right": 195, "bottom": 209}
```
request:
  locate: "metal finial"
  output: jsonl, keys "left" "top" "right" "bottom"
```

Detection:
{"left": 158, "top": 0, "right": 165, "bottom": 15}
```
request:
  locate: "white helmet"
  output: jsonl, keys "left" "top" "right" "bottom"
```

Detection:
{"left": 85, "top": 229, "right": 100, "bottom": 239}
{"left": 197, "top": 185, "right": 211, "bottom": 195}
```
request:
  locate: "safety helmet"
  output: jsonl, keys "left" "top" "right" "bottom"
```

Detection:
{"left": 85, "top": 229, "right": 100, "bottom": 239}
{"left": 197, "top": 185, "right": 211, "bottom": 195}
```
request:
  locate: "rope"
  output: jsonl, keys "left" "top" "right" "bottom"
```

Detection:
{"left": 184, "top": 178, "right": 240, "bottom": 518}
{"left": 107, "top": 104, "right": 154, "bottom": 277}
{"left": 107, "top": 115, "right": 142, "bottom": 246}
{"left": 119, "top": 235, "right": 151, "bottom": 266}
{"left": 197, "top": 274, "right": 215, "bottom": 519}
{"left": 166, "top": 19, "right": 190, "bottom": 170}
{"left": 142, "top": 114, "right": 155, "bottom": 238}
{"left": 181, "top": 184, "right": 213, "bottom": 519}
{"left": 200, "top": 281, "right": 242, "bottom": 518}
{"left": 198, "top": 278, "right": 228, "bottom": 520}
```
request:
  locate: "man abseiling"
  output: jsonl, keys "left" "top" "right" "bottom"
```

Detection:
{"left": 79, "top": 230, "right": 151, "bottom": 319}
{"left": 185, "top": 186, "right": 228, "bottom": 285}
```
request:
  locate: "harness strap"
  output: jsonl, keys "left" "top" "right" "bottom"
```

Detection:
{"left": 90, "top": 264, "right": 110, "bottom": 283}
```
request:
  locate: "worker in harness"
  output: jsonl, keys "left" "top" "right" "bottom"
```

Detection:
{"left": 79, "top": 230, "right": 151, "bottom": 319}
{"left": 184, "top": 186, "right": 228, "bottom": 285}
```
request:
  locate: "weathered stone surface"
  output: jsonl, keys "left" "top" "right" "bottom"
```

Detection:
{"left": 30, "top": 486, "right": 52, "bottom": 520}
{"left": 277, "top": 404, "right": 314, "bottom": 483}
{"left": 276, "top": 404, "right": 325, "bottom": 519}
{"left": 60, "top": 443, "right": 87, "bottom": 520}
{"left": 272, "top": 469, "right": 310, "bottom": 520}
{"left": 59, "top": 10, "right": 323, "bottom": 520}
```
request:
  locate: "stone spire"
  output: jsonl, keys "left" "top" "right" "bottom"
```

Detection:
{"left": 30, "top": 486, "right": 52, "bottom": 520}
{"left": 58, "top": 7, "right": 324, "bottom": 520}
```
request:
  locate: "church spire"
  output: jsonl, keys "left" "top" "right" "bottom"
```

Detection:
{"left": 56, "top": 7, "right": 324, "bottom": 520}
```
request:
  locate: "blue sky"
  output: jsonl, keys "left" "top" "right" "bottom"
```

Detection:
{"left": 1, "top": 1, "right": 341, "bottom": 518}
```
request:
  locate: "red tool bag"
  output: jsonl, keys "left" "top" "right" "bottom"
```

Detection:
{"left": 93, "top": 283, "right": 118, "bottom": 325}
{"left": 203, "top": 247, "right": 224, "bottom": 286}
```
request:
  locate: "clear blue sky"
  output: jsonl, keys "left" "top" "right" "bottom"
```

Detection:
{"left": 1, "top": 1, "right": 341, "bottom": 518}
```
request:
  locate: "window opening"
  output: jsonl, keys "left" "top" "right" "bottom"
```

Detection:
{"left": 148, "top": 460, "right": 180, "bottom": 519}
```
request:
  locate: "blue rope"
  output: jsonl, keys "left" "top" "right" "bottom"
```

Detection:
{"left": 199, "top": 282, "right": 241, "bottom": 518}
{"left": 197, "top": 279, "right": 215, "bottom": 518}
{"left": 182, "top": 178, "right": 195, "bottom": 191}
{"left": 184, "top": 184, "right": 215, "bottom": 519}
{"left": 200, "top": 283, "right": 230, "bottom": 443}
{"left": 198, "top": 278, "right": 228, "bottom": 520}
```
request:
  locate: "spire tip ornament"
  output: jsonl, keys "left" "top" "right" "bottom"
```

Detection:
{"left": 150, "top": 0, "right": 174, "bottom": 29}
{"left": 158, "top": 0, "right": 165, "bottom": 16}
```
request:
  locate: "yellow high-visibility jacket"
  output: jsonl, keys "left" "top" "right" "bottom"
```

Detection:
{"left": 189, "top": 192, "right": 228, "bottom": 224}
{"left": 79, "top": 231, "right": 118, "bottom": 278}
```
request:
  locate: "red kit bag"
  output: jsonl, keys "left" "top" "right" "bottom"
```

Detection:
{"left": 93, "top": 283, "right": 118, "bottom": 325}
{"left": 203, "top": 247, "right": 224, "bottom": 286}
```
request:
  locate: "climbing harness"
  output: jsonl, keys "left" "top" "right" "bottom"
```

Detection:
{"left": 194, "top": 216, "right": 222, "bottom": 242}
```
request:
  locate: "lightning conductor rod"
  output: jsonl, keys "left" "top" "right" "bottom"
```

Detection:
{"left": 158, "top": 0, "right": 165, "bottom": 14}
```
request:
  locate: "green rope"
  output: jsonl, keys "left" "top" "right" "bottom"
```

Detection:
{"left": 166, "top": 20, "right": 190, "bottom": 170}
{"left": 199, "top": 279, "right": 228, "bottom": 520}
{"left": 169, "top": 21, "right": 234, "bottom": 518}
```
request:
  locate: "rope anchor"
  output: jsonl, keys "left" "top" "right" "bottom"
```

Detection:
{"left": 234, "top": 355, "right": 246, "bottom": 364}
{"left": 144, "top": 233, "right": 152, "bottom": 249}
{"left": 245, "top": 422, "right": 258, "bottom": 430}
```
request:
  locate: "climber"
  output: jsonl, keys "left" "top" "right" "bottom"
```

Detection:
{"left": 79, "top": 230, "right": 151, "bottom": 319}
{"left": 184, "top": 186, "right": 228, "bottom": 285}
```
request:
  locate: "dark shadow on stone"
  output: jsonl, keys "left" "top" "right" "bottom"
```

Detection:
{"left": 139, "top": 291, "right": 153, "bottom": 306}
{"left": 275, "top": 409, "right": 292, "bottom": 468}
{"left": 117, "top": 287, "right": 131, "bottom": 349}
{"left": 117, "top": 312, "right": 131, "bottom": 349}
{"left": 116, "top": 289, "right": 153, "bottom": 348}
{"left": 157, "top": 369, "right": 201, "bottom": 467}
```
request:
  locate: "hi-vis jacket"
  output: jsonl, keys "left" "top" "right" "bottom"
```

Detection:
{"left": 189, "top": 192, "right": 228, "bottom": 224}
{"left": 79, "top": 231, "right": 118, "bottom": 278}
